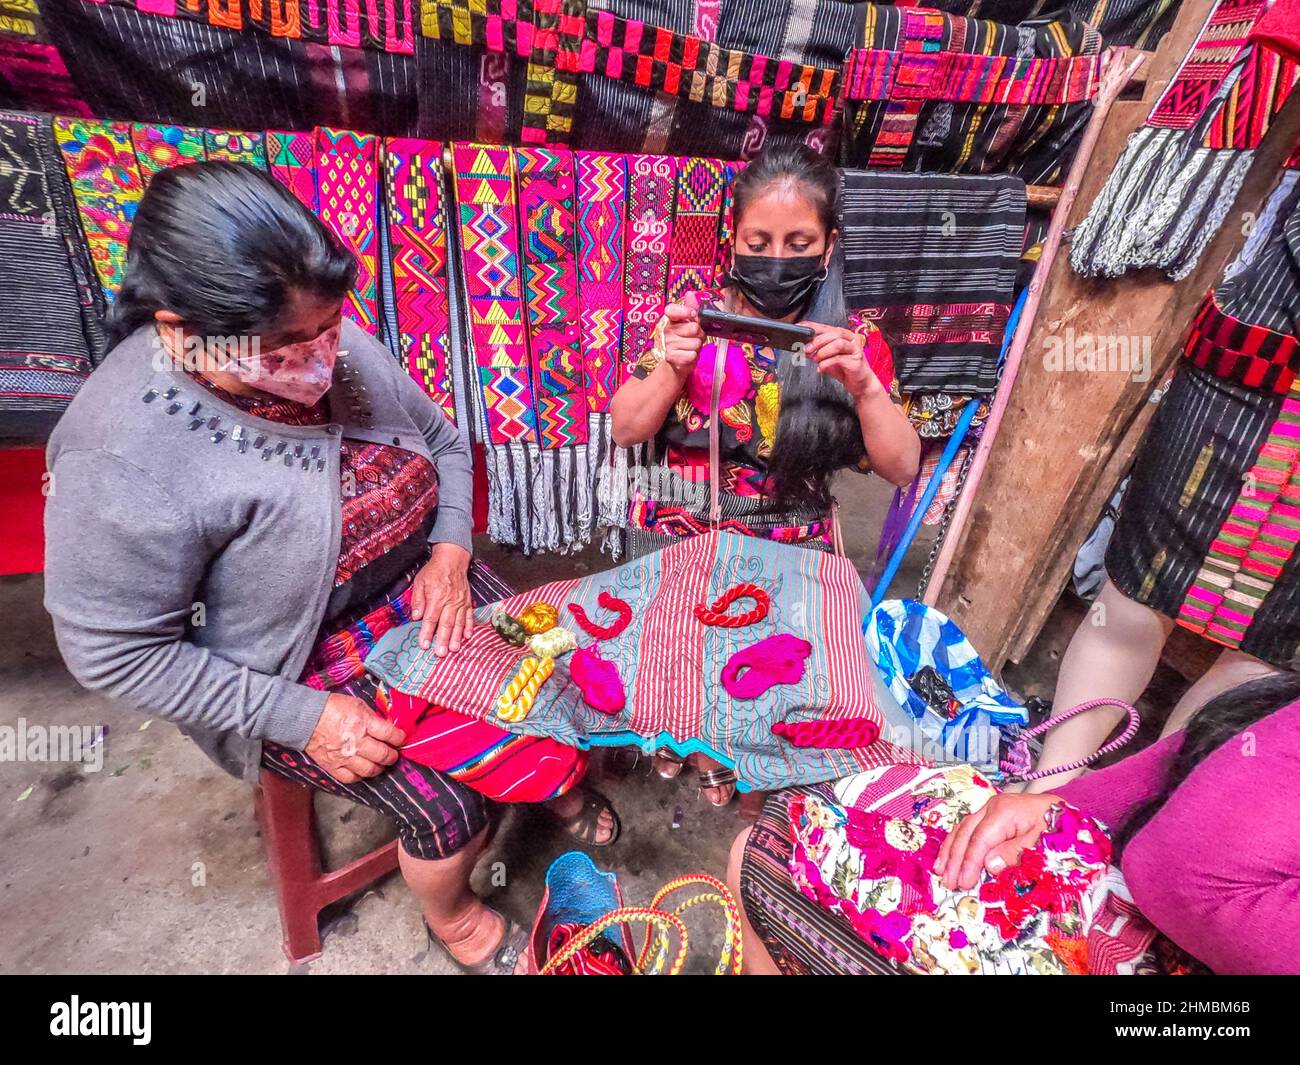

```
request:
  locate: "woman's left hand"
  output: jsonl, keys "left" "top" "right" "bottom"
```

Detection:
{"left": 798, "top": 322, "right": 879, "bottom": 401}
{"left": 410, "top": 543, "right": 474, "bottom": 656}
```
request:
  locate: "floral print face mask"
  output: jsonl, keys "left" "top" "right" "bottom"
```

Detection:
{"left": 225, "top": 323, "right": 342, "bottom": 405}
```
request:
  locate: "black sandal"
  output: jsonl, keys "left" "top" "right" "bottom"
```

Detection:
{"left": 698, "top": 765, "right": 738, "bottom": 807}
{"left": 426, "top": 913, "right": 528, "bottom": 976}
{"left": 555, "top": 787, "right": 621, "bottom": 846}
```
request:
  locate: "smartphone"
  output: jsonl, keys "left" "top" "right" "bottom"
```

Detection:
{"left": 698, "top": 303, "right": 815, "bottom": 351}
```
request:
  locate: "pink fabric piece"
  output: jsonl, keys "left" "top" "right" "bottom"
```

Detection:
{"left": 570, "top": 646, "right": 626, "bottom": 714}
{"left": 720, "top": 633, "right": 811, "bottom": 700}
{"left": 685, "top": 340, "right": 752, "bottom": 413}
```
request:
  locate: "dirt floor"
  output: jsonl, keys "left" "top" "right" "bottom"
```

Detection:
{"left": 0, "top": 470, "right": 1185, "bottom": 974}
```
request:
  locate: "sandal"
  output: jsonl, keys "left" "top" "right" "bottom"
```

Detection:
{"left": 555, "top": 786, "right": 622, "bottom": 847}
{"left": 652, "top": 748, "right": 688, "bottom": 780}
{"left": 426, "top": 912, "right": 528, "bottom": 976}
{"left": 698, "top": 765, "right": 737, "bottom": 808}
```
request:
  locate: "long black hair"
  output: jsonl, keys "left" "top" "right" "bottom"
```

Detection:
{"left": 1112, "top": 671, "right": 1300, "bottom": 858}
{"left": 108, "top": 161, "right": 356, "bottom": 348}
{"left": 728, "top": 144, "right": 863, "bottom": 512}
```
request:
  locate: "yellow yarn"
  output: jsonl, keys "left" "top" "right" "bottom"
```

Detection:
{"left": 519, "top": 602, "right": 559, "bottom": 635}
{"left": 755, "top": 381, "right": 780, "bottom": 449}
{"left": 496, "top": 656, "right": 554, "bottom": 722}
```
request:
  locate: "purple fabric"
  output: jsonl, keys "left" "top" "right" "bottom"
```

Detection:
{"left": 1057, "top": 698, "right": 1300, "bottom": 974}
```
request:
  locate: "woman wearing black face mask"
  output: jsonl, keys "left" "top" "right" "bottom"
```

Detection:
{"left": 610, "top": 144, "right": 920, "bottom": 804}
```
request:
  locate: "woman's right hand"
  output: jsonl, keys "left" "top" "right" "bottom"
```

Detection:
{"left": 660, "top": 292, "right": 705, "bottom": 377}
{"left": 306, "top": 693, "right": 407, "bottom": 783}
{"left": 934, "top": 792, "right": 1062, "bottom": 891}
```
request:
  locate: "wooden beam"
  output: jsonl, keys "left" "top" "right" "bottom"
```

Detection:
{"left": 931, "top": 0, "right": 1300, "bottom": 668}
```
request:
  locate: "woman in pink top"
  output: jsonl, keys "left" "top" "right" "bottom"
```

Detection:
{"left": 731, "top": 674, "right": 1300, "bottom": 974}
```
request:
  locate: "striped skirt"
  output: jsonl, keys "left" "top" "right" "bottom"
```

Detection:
{"left": 1107, "top": 298, "right": 1300, "bottom": 668}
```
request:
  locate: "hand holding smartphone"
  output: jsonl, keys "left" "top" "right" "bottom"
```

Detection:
{"left": 698, "top": 303, "right": 815, "bottom": 352}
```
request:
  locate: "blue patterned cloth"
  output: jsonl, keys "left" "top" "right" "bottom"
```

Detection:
{"left": 864, "top": 599, "right": 1027, "bottom": 773}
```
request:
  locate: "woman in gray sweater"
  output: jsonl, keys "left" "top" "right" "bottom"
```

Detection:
{"left": 43, "top": 161, "right": 616, "bottom": 974}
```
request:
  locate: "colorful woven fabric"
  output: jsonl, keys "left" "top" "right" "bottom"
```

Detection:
{"left": 841, "top": 170, "right": 1026, "bottom": 394}
{"left": 666, "top": 155, "right": 725, "bottom": 302}
{"left": 0, "top": 7, "right": 93, "bottom": 118}
{"left": 267, "top": 129, "right": 318, "bottom": 211}
{"left": 575, "top": 151, "right": 627, "bottom": 413}
{"left": 52, "top": 117, "right": 145, "bottom": 303}
{"left": 787, "top": 766, "right": 1110, "bottom": 975}
{"left": 516, "top": 146, "right": 588, "bottom": 447}
{"left": 419, "top": 0, "right": 840, "bottom": 124}
{"left": 383, "top": 136, "right": 455, "bottom": 418}
{"left": 452, "top": 141, "right": 538, "bottom": 445}
{"left": 843, "top": 6, "right": 1104, "bottom": 185}
{"left": 712, "top": 158, "right": 743, "bottom": 286}
{"left": 203, "top": 129, "right": 268, "bottom": 169}
{"left": 520, "top": 0, "right": 584, "bottom": 145}
{"left": 385, "top": 687, "right": 588, "bottom": 802}
{"left": 316, "top": 127, "right": 381, "bottom": 337}
{"left": 1073, "top": 0, "right": 1300, "bottom": 280}
{"left": 366, "top": 529, "right": 922, "bottom": 792}
{"left": 621, "top": 153, "right": 676, "bottom": 380}
{"left": 0, "top": 108, "right": 101, "bottom": 438}
{"left": 1107, "top": 194, "right": 1300, "bottom": 669}
{"left": 129, "top": 123, "right": 206, "bottom": 181}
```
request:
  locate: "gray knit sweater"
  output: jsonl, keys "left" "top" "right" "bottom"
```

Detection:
{"left": 43, "top": 320, "right": 474, "bottom": 780}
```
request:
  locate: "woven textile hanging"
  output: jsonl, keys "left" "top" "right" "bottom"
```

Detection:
{"left": 129, "top": 123, "right": 206, "bottom": 180}
{"left": 1072, "top": 0, "right": 1300, "bottom": 280}
{"left": 0, "top": 108, "right": 102, "bottom": 437}
{"left": 842, "top": 5, "right": 1104, "bottom": 185}
{"left": 52, "top": 117, "right": 145, "bottom": 303}
{"left": 267, "top": 129, "right": 318, "bottom": 210}
{"left": 382, "top": 136, "right": 456, "bottom": 419}
{"left": 316, "top": 127, "right": 383, "bottom": 337}
{"left": 840, "top": 169, "right": 1027, "bottom": 394}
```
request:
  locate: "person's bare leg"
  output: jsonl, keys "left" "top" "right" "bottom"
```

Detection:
{"left": 726, "top": 828, "right": 780, "bottom": 975}
{"left": 1028, "top": 579, "right": 1173, "bottom": 792}
{"left": 1160, "top": 646, "right": 1280, "bottom": 738}
{"left": 399, "top": 827, "right": 519, "bottom": 968}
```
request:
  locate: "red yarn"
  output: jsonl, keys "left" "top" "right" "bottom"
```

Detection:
{"left": 693, "top": 583, "right": 770, "bottom": 627}
{"left": 568, "top": 591, "right": 634, "bottom": 640}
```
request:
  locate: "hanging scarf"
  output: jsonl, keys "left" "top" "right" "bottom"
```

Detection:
{"left": 666, "top": 156, "right": 726, "bottom": 301}
{"left": 1072, "top": 0, "right": 1300, "bottom": 280}
{"left": 316, "top": 127, "right": 382, "bottom": 337}
{"left": 841, "top": 169, "right": 1027, "bottom": 394}
{"left": 515, "top": 145, "right": 596, "bottom": 552}
{"left": 0, "top": 109, "right": 101, "bottom": 438}
{"left": 267, "top": 129, "right": 319, "bottom": 211}
{"left": 575, "top": 151, "right": 631, "bottom": 538}
{"left": 52, "top": 117, "right": 145, "bottom": 304}
{"left": 621, "top": 153, "right": 677, "bottom": 381}
{"left": 203, "top": 129, "right": 268, "bottom": 169}
{"left": 382, "top": 136, "right": 456, "bottom": 421}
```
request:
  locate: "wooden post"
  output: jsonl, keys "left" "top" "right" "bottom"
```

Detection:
{"left": 929, "top": 0, "right": 1300, "bottom": 669}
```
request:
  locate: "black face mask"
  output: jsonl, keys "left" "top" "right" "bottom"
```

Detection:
{"left": 728, "top": 252, "right": 826, "bottom": 319}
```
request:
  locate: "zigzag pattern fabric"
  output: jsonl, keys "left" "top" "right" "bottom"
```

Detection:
{"left": 452, "top": 141, "right": 537, "bottom": 445}
{"left": 267, "top": 129, "right": 318, "bottom": 210}
{"left": 316, "top": 127, "right": 381, "bottom": 337}
{"left": 516, "top": 146, "right": 587, "bottom": 448}
{"left": 621, "top": 153, "right": 677, "bottom": 380}
{"left": 1072, "top": 0, "right": 1300, "bottom": 280}
{"left": 383, "top": 136, "right": 456, "bottom": 420}
{"left": 666, "top": 155, "right": 725, "bottom": 301}
{"left": 575, "top": 150, "right": 626, "bottom": 414}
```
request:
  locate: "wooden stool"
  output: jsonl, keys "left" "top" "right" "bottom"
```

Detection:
{"left": 253, "top": 768, "right": 400, "bottom": 964}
